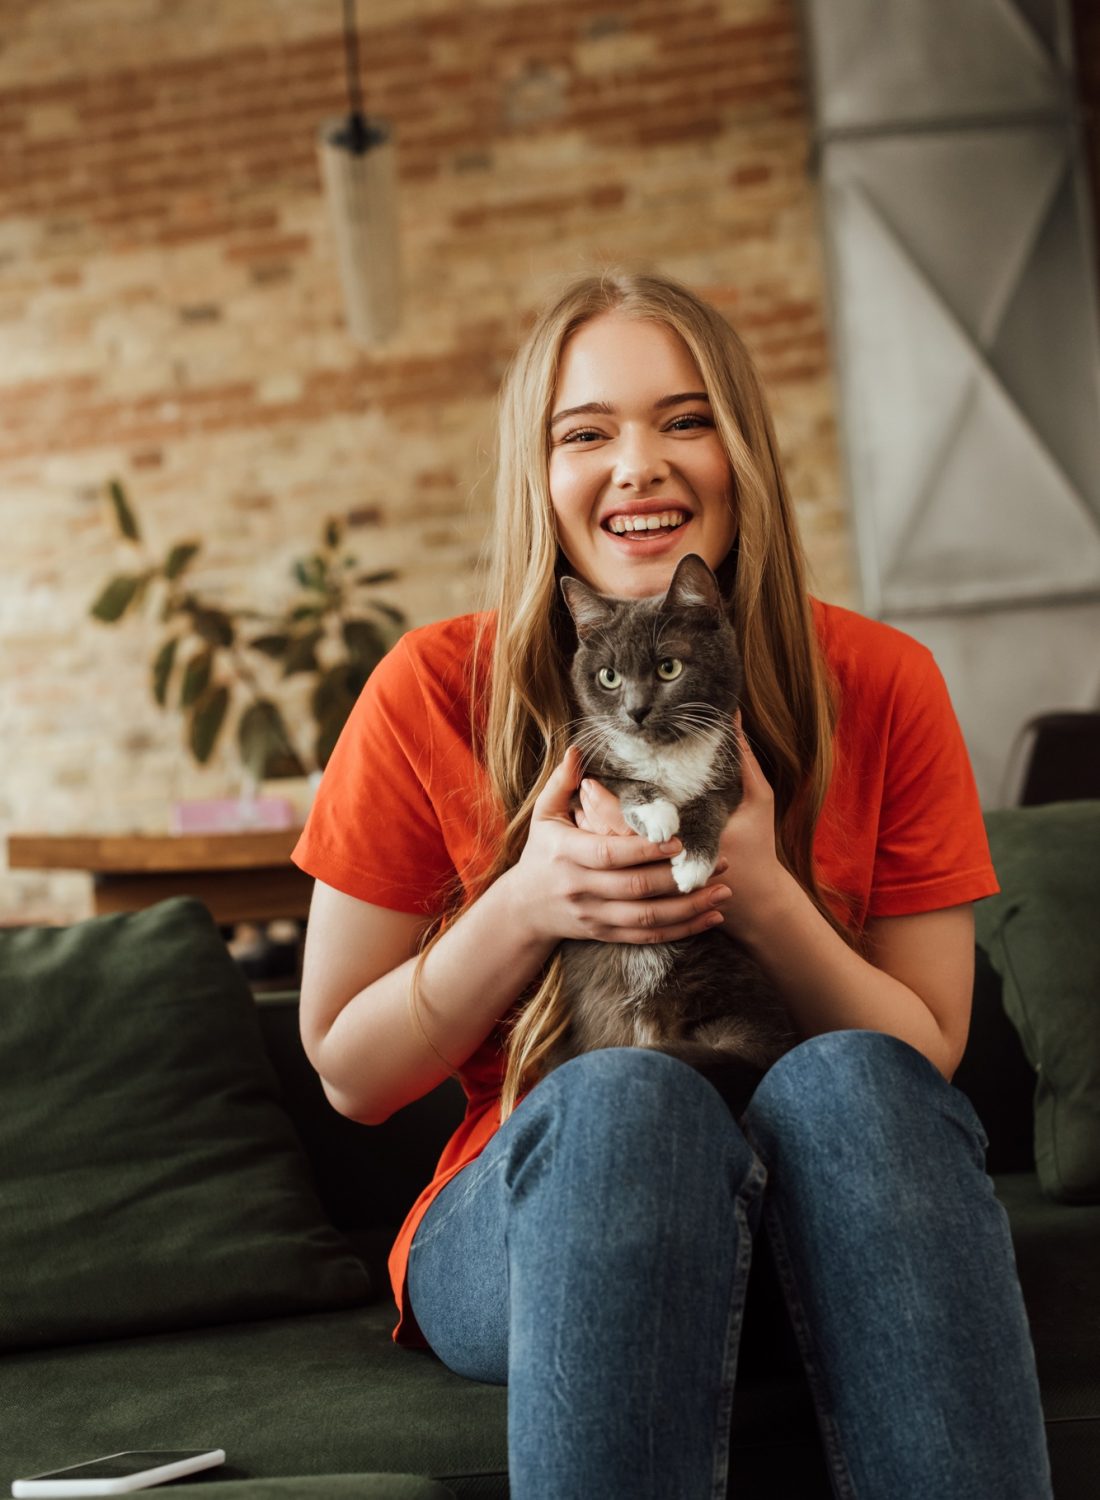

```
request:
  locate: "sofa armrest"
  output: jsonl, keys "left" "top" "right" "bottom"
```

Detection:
{"left": 952, "top": 945, "right": 1036, "bottom": 1174}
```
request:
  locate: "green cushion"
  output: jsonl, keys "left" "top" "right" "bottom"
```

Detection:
{"left": 0, "top": 1303, "right": 509, "bottom": 1493}
{"left": 171, "top": 1481, "right": 456, "bottom": 1498}
{"left": 976, "top": 803, "right": 1100, "bottom": 1203}
{"left": 0, "top": 898, "right": 371, "bottom": 1352}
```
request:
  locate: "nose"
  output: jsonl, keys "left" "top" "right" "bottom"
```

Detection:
{"left": 627, "top": 704, "right": 650, "bottom": 724}
{"left": 613, "top": 428, "right": 670, "bottom": 491}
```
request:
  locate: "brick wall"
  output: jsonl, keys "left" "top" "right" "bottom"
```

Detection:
{"left": 2, "top": 0, "right": 856, "bottom": 921}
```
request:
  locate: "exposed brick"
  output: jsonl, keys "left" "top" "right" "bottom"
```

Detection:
{"left": 0, "top": 0, "right": 863, "bottom": 920}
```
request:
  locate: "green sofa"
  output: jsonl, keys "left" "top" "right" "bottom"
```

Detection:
{"left": 2, "top": 802, "right": 1097, "bottom": 1499}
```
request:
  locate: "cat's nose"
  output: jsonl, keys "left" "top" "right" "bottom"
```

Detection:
{"left": 628, "top": 705, "right": 651, "bottom": 724}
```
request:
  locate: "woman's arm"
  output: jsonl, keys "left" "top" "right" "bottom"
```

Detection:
{"left": 711, "top": 730, "right": 974, "bottom": 1077}
{"left": 300, "top": 747, "right": 733, "bottom": 1124}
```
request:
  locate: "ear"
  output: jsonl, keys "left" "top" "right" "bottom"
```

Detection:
{"left": 664, "top": 553, "right": 722, "bottom": 613}
{"left": 560, "top": 575, "right": 616, "bottom": 639}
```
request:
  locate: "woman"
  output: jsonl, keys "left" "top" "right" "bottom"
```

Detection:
{"left": 293, "top": 271, "right": 1052, "bottom": 1498}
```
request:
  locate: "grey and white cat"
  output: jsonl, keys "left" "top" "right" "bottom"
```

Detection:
{"left": 544, "top": 553, "right": 793, "bottom": 1091}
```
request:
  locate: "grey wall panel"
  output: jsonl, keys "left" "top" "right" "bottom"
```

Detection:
{"left": 888, "top": 601, "right": 1100, "bottom": 801}
{"left": 806, "top": 0, "right": 1073, "bottom": 132}
{"left": 803, "top": 0, "right": 1100, "bottom": 805}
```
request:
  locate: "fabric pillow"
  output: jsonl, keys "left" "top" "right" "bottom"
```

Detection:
{"left": 975, "top": 802, "right": 1100, "bottom": 1203}
{"left": 0, "top": 897, "right": 371, "bottom": 1352}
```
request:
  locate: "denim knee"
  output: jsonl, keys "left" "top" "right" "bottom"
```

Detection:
{"left": 744, "top": 1028, "right": 989, "bottom": 1192}
{"left": 506, "top": 1046, "right": 761, "bottom": 1214}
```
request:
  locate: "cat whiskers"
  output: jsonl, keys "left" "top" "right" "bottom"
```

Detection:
{"left": 564, "top": 716, "right": 621, "bottom": 766}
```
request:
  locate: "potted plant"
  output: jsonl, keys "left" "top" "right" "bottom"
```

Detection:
{"left": 90, "top": 479, "right": 405, "bottom": 807}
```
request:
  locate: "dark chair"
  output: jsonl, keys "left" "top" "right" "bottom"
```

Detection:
{"left": 1012, "top": 711, "right": 1100, "bottom": 806}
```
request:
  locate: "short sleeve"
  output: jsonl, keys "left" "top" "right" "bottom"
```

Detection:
{"left": 291, "top": 635, "right": 457, "bottom": 916}
{"left": 867, "top": 646, "right": 1000, "bottom": 918}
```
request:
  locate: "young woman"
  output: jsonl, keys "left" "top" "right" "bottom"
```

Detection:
{"left": 293, "top": 271, "right": 1052, "bottom": 1499}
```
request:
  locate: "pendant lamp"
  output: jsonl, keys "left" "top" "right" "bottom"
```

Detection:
{"left": 317, "top": 0, "right": 400, "bottom": 345}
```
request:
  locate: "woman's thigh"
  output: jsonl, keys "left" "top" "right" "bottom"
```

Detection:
{"left": 406, "top": 1045, "right": 765, "bottom": 1387}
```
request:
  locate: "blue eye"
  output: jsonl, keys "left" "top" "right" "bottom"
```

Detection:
{"left": 597, "top": 667, "right": 622, "bottom": 690}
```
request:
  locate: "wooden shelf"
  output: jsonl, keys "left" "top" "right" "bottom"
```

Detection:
{"left": 7, "top": 830, "right": 313, "bottom": 926}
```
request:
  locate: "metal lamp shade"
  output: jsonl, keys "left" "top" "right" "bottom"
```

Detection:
{"left": 317, "top": 116, "right": 401, "bottom": 346}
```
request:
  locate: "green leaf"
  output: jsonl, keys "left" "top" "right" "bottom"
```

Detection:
{"left": 90, "top": 574, "right": 143, "bottom": 622}
{"left": 108, "top": 479, "right": 140, "bottom": 541}
{"left": 151, "top": 638, "right": 179, "bottom": 706}
{"left": 315, "top": 710, "right": 348, "bottom": 770}
{"left": 248, "top": 633, "right": 290, "bottom": 659}
{"left": 311, "top": 662, "right": 359, "bottom": 725}
{"left": 191, "top": 607, "right": 234, "bottom": 647}
{"left": 189, "top": 684, "right": 229, "bottom": 764}
{"left": 343, "top": 617, "right": 388, "bottom": 672}
{"left": 356, "top": 569, "right": 398, "bottom": 586}
{"left": 164, "top": 541, "right": 200, "bottom": 580}
{"left": 324, "top": 518, "right": 342, "bottom": 550}
{"left": 365, "top": 600, "right": 406, "bottom": 629}
{"left": 282, "top": 629, "right": 323, "bottom": 677}
{"left": 180, "top": 648, "right": 214, "bottom": 707}
{"left": 294, "top": 554, "right": 328, "bottom": 592}
{"left": 290, "top": 603, "right": 325, "bottom": 623}
{"left": 237, "top": 699, "right": 306, "bottom": 780}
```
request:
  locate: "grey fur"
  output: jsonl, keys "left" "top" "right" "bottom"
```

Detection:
{"left": 546, "top": 553, "right": 793, "bottom": 1090}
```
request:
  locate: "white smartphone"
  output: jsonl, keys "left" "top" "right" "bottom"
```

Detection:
{"left": 11, "top": 1450, "right": 226, "bottom": 1497}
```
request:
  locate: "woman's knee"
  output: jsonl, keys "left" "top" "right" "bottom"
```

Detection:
{"left": 744, "top": 1028, "right": 987, "bottom": 1176}
{"left": 509, "top": 1045, "right": 760, "bottom": 1202}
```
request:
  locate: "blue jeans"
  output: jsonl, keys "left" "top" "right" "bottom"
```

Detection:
{"left": 406, "top": 1032, "right": 1052, "bottom": 1499}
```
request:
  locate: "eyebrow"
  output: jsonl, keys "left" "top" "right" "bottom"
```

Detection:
{"left": 548, "top": 391, "right": 711, "bottom": 427}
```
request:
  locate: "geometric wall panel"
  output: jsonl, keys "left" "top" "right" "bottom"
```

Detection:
{"left": 823, "top": 127, "right": 1100, "bottom": 614}
{"left": 805, "top": 0, "right": 1072, "bottom": 133}
{"left": 803, "top": 0, "right": 1100, "bottom": 805}
{"left": 891, "top": 600, "right": 1100, "bottom": 803}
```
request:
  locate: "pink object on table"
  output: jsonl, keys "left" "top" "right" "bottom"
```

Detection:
{"left": 171, "top": 796, "right": 296, "bottom": 834}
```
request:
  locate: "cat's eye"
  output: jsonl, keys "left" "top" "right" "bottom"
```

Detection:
{"left": 656, "top": 658, "right": 683, "bottom": 681}
{"left": 597, "top": 667, "right": 622, "bottom": 690}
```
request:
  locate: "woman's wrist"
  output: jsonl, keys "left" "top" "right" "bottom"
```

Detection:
{"left": 494, "top": 862, "right": 560, "bottom": 962}
{"left": 719, "top": 861, "right": 805, "bottom": 954}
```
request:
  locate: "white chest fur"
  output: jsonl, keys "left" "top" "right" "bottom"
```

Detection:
{"left": 607, "top": 723, "right": 727, "bottom": 803}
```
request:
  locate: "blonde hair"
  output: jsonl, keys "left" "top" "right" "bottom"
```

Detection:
{"left": 422, "top": 269, "right": 848, "bottom": 1120}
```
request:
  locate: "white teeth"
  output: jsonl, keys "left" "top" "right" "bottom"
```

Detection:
{"left": 607, "top": 512, "right": 685, "bottom": 535}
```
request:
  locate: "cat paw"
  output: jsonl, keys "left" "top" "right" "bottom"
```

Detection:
{"left": 625, "top": 798, "right": 680, "bottom": 844}
{"left": 670, "top": 850, "right": 716, "bottom": 893}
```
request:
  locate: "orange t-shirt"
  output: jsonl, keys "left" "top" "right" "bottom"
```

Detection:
{"left": 292, "top": 599, "right": 999, "bottom": 1348}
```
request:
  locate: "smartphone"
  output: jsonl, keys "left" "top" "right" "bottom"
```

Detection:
{"left": 11, "top": 1450, "right": 226, "bottom": 1497}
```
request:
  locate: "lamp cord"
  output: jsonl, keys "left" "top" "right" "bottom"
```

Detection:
{"left": 342, "top": 0, "right": 369, "bottom": 150}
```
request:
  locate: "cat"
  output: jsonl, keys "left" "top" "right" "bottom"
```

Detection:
{"left": 543, "top": 552, "right": 793, "bottom": 1098}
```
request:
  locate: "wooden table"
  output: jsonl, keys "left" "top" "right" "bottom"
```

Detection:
{"left": 7, "top": 830, "right": 313, "bottom": 927}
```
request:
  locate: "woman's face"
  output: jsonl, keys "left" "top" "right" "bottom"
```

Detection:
{"left": 547, "top": 311, "right": 737, "bottom": 599}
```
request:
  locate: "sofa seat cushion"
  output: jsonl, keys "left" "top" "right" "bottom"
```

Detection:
{"left": 0, "top": 899, "right": 370, "bottom": 1353}
{"left": 170, "top": 1480, "right": 456, "bottom": 1498}
{"left": 994, "top": 1173, "right": 1100, "bottom": 1422}
{"left": 0, "top": 1302, "right": 508, "bottom": 1498}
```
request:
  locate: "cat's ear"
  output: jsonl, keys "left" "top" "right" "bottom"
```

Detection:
{"left": 664, "top": 553, "right": 722, "bottom": 615}
{"left": 560, "top": 575, "right": 616, "bottom": 638}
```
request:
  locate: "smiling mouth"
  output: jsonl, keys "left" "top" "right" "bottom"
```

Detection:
{"left": 604, "top": 511, "right": 688, "bottom": 535}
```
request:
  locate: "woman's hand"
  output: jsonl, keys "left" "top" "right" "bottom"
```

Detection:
{"left": 505, "top": 746, "right": 732, "bottom": 948}
{"left": 711, "top": 718, "right": 796, "bottom": 942}
{"left": 574, "top": 719, "right": 794, "bottom": 946}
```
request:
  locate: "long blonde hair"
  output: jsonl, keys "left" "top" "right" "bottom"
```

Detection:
{"left": 432, "top": 269, "right": 846, "bottom": 1120}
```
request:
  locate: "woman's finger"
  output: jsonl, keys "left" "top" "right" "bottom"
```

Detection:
{"left": 569, "top": 826, "right": 681, "bottom": 870}
{"left": 736, "top": 720, "right": 772, "bottom": 803}
{"left": 579, "top": 777, "right": 633, "bottom": 837}
{"left": 593, "top": 890, "right": 729, "bottom": 943}
{"left": 532, "top": 746, "right": 583, "bottom": 821}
